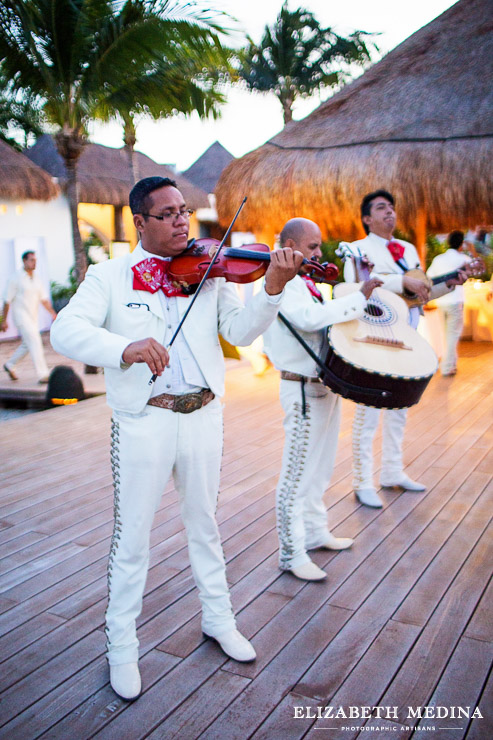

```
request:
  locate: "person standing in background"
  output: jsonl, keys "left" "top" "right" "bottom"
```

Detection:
{"left": 427, "top": 230, "right": 472, "bottom": 376}
{"left": 1, "top": 251, "right": 56, "bottom": 383}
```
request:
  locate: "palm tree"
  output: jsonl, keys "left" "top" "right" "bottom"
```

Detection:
{"left": 239, "top": 2, "right": 377, "bottom": 125}
{"left": 103, "top": 49, "right": 231, "bottom": 187}
{"left": 0, "top": 0, "right": 231, "bottom": 281}
{"left": 0, "top": 79, "right": 44, "bottom": 150}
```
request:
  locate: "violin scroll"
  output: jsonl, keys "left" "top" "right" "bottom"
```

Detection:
{"left": 304, "top": 260, "right": 339, "bottom": 284}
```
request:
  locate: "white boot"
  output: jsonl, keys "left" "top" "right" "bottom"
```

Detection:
{"left": 110, "top": 662, "right": 141, "bottom": 700}
{"left": 203, "top": 629, "right": 256, "bottom": 662}
{"left": 381, "top": 473, "right": 426, "bottom": 492}
{"left": 355, "top": 488, "right": 383, "bottom": 508}
{"left": 289, "top": 561, "right": 327, "bottom": 581}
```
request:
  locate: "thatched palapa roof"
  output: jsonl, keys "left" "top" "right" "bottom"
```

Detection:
{"left": 216, "top": 0, "right": 493, "bottom": 246}
{"left": 26, "top": 135, "right": 209, "bottom": 210}
{"left": 0, "top": 139, "right": 59, "bottom": 201}
{"left": 183, "top": 141, "right": 234, "bottom": 194}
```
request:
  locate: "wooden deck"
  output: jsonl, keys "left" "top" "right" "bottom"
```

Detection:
{"left": 0, "top": 341, "right": 492, "bottom": 739}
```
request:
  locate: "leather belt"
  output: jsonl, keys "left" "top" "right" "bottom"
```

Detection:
{"left": 148, "top": 389, "right": 215, "bottom": 413}
{"left": 280, "top": 371, "right": 321, "bottom": 384}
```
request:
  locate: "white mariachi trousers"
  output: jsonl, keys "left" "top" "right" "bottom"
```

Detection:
{"left": 439, "top": 303, "right": 464, "bottom": 374}
{"left": 276, "top": 379, "right": 341, "bottom": 570}
{"left": 106, "top": 398, "right": 236, "bottom": 666}
{"left": 7, "top": 318, "right": 49, "bottom": 380}
{"left": 352, "top": 404, "right": 408, "bottom": 491}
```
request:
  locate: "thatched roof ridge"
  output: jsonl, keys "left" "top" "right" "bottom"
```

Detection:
{"left": 0, "top": 139, "right": 59, "bottom": 201}
{"left": 183, "top": 141, "right": 234, "bottom": 194}
{"left": 26, "top": 135, "right": 209, "bottom": 209}
{"left": 216, "top": 0, "right": 493, "bottom": 240}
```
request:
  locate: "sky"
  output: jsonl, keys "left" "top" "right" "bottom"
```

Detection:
{"left": 89, "top": 0, "right": 458, "bottom": 172}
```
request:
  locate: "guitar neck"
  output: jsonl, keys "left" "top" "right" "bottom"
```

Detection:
{"left": 430, "top": 269, "right": 461, "bottom": 287}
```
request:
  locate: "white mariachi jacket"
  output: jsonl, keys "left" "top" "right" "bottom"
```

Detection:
{"left": 51, "top": 245, "right": 282, "bottom": 413}
{"left": 344, "top": 232, "right": 452, "bottom": 301}
{"left": 263, "top": 274, "right": 367, "bottom": 378}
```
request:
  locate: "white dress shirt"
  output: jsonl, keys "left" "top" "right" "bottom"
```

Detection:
{"left": 4, "top": 269, "right": 47, "bottom": 325}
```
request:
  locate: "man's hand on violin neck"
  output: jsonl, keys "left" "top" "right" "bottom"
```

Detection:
{"left": 122, "top": 338, "right": 170, "bottom": 376}
{"left": 264, "top": 248, "right": 304, "bottom": 295}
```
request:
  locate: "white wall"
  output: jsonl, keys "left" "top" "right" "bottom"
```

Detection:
{"left": 0, "top": 195, "right": 73, "bottom": 339}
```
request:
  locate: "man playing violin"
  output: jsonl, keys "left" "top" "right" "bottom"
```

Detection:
{"left": 344, "top": 190, "right": 467, "bottom": 509}
{"left": 263, "top": 218, "right": 381, "bottom": 581}
{"left": 51, "top": 176, "right": 303, "bottom": 700}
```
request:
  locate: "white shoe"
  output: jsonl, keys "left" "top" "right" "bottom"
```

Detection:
{"left": 355, "top": 488, "right": 383, "bottom": 508}
{"left": 321, "top": 532, "right": 354, "bottom": 550}
{"left": 203, "top": 629, "right": 256, "bottom": 662}
{"left": 288, "top": 561, "right": 327, "bottom": 581}
{"left": 381, "top": 474, "right": 426, "bottom": 492}
{"left": 109, "top": 662, "right": 141, "bottom": 700}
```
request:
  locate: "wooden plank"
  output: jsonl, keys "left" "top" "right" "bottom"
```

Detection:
{"left": 0, "top": 612, "right": 65, "bottom": 663}
{"left": 377, "top": 525, "right": 493, "bottom": 725}
{"left": 413, "top": 636, "right": 493, "bottom": 739}
{"left": 392, "top": 478, "right": 493, "bottom": 626}
{"left": 0, "top": 632, "right": 102, "bottom": 726}
{"left": 287, "top": 478, "right": 491, "bottom": 703}
{"left": 303, "top": 620, "right": 421, "bottom": 740}
{"left": 198, "top": 604, "right": 350, "bottom": 740}
{"left": 88, "top": 643, "right": 228, "bottom": 740}
{"left": 464, "top": 575, "right": 493, "bottom": 643}
{"left": 0, "top": 604, "right": 104, "bottom": 693}
{"left": 2, "top": 650, "right": 179, "bottom": 739}
{"left": 145, "top": 669, "right": 251, "bottom": 740}
{"left": 465, "top": 668, "right": 493, "bottom": 739}
{"left": 332, "top": 470, "right": 491, "bottom": 614}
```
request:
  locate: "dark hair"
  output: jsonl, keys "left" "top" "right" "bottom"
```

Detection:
{"left": 360, "top": 189, "right": 395, "bottom": 234}
{"left": 448, "top": 230, "right": 464, "bottom": 250}
{"left": 129, "top": 176, "right": 177, "bottom": 215}
{"left": 22, "top": 250, "right": 35, "bottom": 261}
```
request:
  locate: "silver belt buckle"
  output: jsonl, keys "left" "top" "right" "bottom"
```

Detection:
{"left": 173, "top": 392, "right": 203, "bottom": 414}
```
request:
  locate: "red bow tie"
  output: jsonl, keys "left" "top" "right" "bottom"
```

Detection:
{"left": 132, "top": 258, "right": 187, "bottom": 297}
{"left": 386, "top": 240, "right": 405, "bottom": 262}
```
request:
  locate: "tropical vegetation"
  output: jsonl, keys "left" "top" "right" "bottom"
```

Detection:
{"left": 0, "top": 0, "right": 232, "bottom": 281}
{"left": 239, "top": 2, "right": 378, "bottom": 125}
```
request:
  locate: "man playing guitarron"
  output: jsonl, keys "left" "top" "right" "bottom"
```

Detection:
{"left": 263, "top": 218, "right": 381, "bottom": 580}
{"left": 344, "top": 190, "right": 467, "bottom": 509}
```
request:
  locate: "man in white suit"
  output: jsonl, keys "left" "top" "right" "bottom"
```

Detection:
{"left": 1, "top": 251, "right": 56, "bottom": 382}
{"left": 263, "top": 219, "right": 381, "bottom": 581}
{"left": 344, "top": 190, "right": 466, "bottom": 509}
{"left": 51, "top": 176, "right": 302, "bottom": 700}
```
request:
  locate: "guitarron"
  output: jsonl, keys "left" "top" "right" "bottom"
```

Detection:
{"left": 319, "top": 244, "right": 438, "bottom": 409}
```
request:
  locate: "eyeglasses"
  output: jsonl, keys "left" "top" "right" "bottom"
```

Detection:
{"left": 141, "top": 209, "right": 194, "bottom": 222}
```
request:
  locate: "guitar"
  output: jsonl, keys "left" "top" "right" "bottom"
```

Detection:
{"left": 400, "top": 258, "right": 485, "bottom": 308}
{"left": 319, "top": 244, "right": 438, "bottom": 409}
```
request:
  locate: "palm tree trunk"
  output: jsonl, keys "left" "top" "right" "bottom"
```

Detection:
{"left": 281, "top": 95, "right": 294, "bottom": 125}
{"left": 65, "top": 158, "right": 87, "bottom": 283}
{"left": 55, "top": 130, "right": 87, "bottom": 284}
{"left": 123, "top": 116, "right": 137, "bottom": 188}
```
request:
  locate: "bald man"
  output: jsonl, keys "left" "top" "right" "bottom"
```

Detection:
{"left": 263, "top": 219, "right": 381, "bottom": 581}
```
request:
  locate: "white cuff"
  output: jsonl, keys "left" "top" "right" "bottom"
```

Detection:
{"left": 264, "top": 286, "right": 284, "bottom": 304}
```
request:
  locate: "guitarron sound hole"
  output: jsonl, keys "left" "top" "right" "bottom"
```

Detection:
{"left": 365, "top": 303, "right": 384, "bottom": 317}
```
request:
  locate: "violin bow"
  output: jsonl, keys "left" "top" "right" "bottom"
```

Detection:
{"left": 149, "top": 197, "right": 247, "bottom": 385}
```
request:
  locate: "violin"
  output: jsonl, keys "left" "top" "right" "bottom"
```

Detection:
{"left": 167, "top": 238, "right": 338, "bottom": 294}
